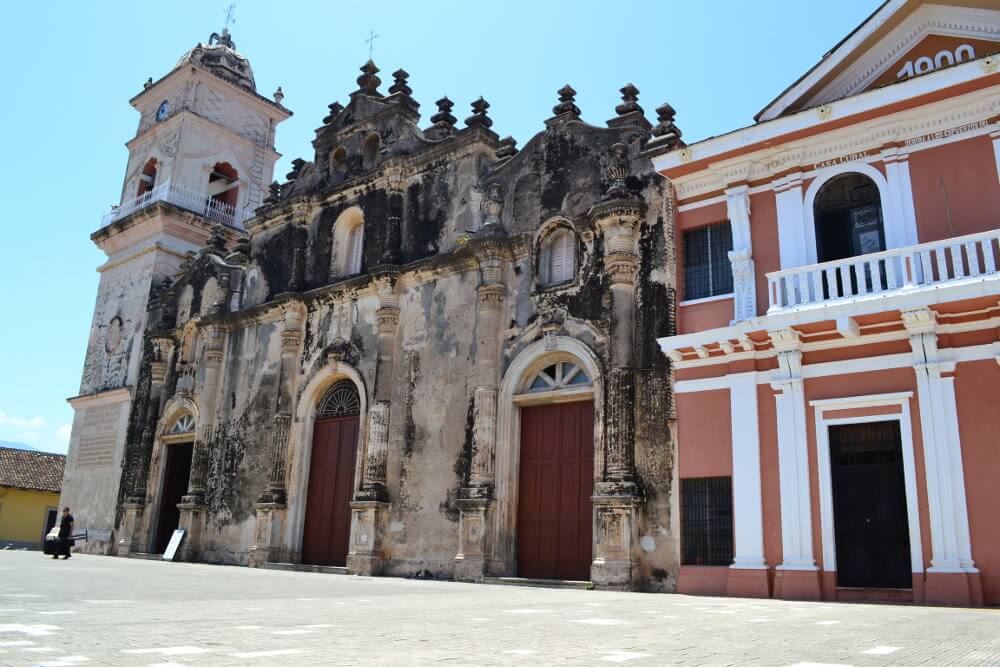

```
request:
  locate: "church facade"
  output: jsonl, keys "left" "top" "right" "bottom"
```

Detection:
{"left": 62, "top": 29, "right": 683, "bottom": 589}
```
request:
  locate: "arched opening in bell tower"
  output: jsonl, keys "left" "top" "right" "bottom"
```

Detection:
{"left": 207, "top": 162, "right": 239, "bottom": 211}
{"left": 137, "top": 158, "right": 158, "bottom": 198}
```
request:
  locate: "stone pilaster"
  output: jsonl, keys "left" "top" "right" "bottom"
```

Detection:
{"left": 456, "top": 246, "right": 506, "bottom": 580}
{"left": 177, "top": 326, "right": 224, "bottom": 561}
{"left": 589, "top": 195, "right": 645, "bottom": 589}
{"left": 380, "top": 170, "right": 405, "bottom": 265}
{"left": 250, "top": 305, "right": 304, "bottom": 566}
{"left": 454, "top": 495, "right": 493, "bottom": 582}
{"left": 346, "top": 500, "right": 390, "bottom": 575}
{"left": 118, "top": 337, "right": 173, "bottom": 556}
{"left": 769, "top": 327, "right": 821, "bottom": 600}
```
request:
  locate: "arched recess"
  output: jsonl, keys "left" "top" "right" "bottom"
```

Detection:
{"left": 802, "top": 161, "right": 914, "bottom": 265}
{"left": 493, "top": 335, "right": 604, "bottom": 575}
{"left": 330, "top": 206, "right": 365, "bottom": 279}
{"left": 137, "top": 158, "right": 158, "bottom": 198}
{"left": 284, "top": 361, "right": 369, "bottom": 561}
{"left": 208, "top": 161, "right": 240, "bottom": 209}
{"left": 142, "top": 397, "right": 199, "bottom": 553}
{"left": 362, "top": 134, "right": 380, "bottom": 170}
{"left": 536, "top": 222, "right": 578, "bottom": 287}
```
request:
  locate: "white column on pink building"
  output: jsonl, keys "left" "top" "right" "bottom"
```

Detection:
{"left": 773, "top": 172, "right": 807, "bottom": 270}
{"left": 769, "top": 328, "right": 817, "bottom": 571}
{"left": 729, "top": 371, "right": 766, "bottom": 569}
{"left": 902, "top": 307, "right": 977, "bottom": 574}
{"left": 725, "top": 184, "right": 756, "bottom": 322}
{"left": 881, "top": 146, "right": 919, "bottom": 248}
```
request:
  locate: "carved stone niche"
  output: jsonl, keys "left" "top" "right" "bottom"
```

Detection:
{"left": 454, "top": 495, "right": 493, "bottom": 582}
{"left": 590, "top": 493, "right": 640, "bottom": 590}
{"left": 346, "top": 500, "right": 390, "bottom": 576}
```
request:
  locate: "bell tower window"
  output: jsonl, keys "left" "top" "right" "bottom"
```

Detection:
{"left": 137, "top": 158, "right": 158, "bottom": 198}
{"left": 207, "top": 162, "right": 239, "bottom": 210}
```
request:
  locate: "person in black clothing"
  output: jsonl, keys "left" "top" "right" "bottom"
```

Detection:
{"left": 54, "top": 507, "right": 73, "bottom": 560}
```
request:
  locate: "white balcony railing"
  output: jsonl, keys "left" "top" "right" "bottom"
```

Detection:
{"left": 767, "top": 228, "right": 1000, "bottom": 313}
{"left": 100, "top": 181, "right": 245, "bottom": 229}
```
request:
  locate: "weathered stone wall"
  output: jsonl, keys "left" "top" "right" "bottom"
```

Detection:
{"left": 114, "top": 65, "right": 682, "bottom": 589}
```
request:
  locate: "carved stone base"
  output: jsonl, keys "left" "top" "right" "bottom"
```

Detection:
{"left": 116, "top": 501, "right": 146, "bottom": 557}
{"left": 454, "top": 492, "right": 493, "bottom": 582}
{"left": 248, "top": 502, "right": 287, "bottom": 568}
{"left": 591, "top": 491, "right": 640, "bottom": 590}
{"left": 176, "top": 501, "right": 207, "bottom": 562}
{"left": 346, "top": 500, "right": 390, "bottom": 576}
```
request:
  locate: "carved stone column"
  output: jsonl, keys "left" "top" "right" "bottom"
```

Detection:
{"left": 380, "top": 170, "right": 405, "bottom": 265}
{"left": 177, "top": 325, "right": 224, "bottom": 562}
{"left": 119, "top": 337, "right": 173, "bottom": 556}
{"left": 250, "top": 304, "right": 304, "bottom": 567}
{"left": 456, "top": 243, "right": 506, "bottom": 581}
{"left": 590, "top": 191, "right": 645, "bottom": 589}
{"left": 725, "top": 184, "right": 757, "bottom": 322}
{"left": 348, "top": 279, "right": 397, "bottom": 576}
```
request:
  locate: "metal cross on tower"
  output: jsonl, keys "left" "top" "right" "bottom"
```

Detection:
{"left": 224, "top": 3, "right": 237, "bottom": 28}
{"left": 365, "top": 29, "right": 379, "bottom": 59}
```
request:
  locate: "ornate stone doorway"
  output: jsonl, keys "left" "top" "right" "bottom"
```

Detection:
{"left": 517, "top": 398, "right": 594, "bottom": 581}
{"left": 513, "top": 358, "right": 596, "bottom": 581}
{"left": 154, "top": 441, "right": 193, "bottom": 553}
{"left": 301, "top": 381, "right": 360, "bottom": 566}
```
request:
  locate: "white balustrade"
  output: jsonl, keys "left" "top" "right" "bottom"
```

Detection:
{"left": 767, "top": 228, "right": 1000, "bottom": 313}
{"left": 101, "top": 181, "right": 245, "bottom": 229}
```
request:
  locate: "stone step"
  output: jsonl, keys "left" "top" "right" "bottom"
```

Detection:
{"left": 264, "top": 562, "right": 349, "bottom": 576}
{"left": 126, "top": 552, "right": 164, "bottom": 561}
{"left": 482, "top": 576, "right": 593, "bottom": 590}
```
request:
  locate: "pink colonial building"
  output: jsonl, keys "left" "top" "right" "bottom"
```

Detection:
{"left": 651, "top": 0, "right": 1000, "bottom": 605}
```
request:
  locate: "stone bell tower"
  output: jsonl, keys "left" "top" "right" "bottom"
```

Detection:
{"left": 60, "top": 27, "right": 291, "bottom": 552}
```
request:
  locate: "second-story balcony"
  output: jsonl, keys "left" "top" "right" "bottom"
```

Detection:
{"left": 100, "top": 181, "right": 246, "bottom": 230}
{"left": 767, "top": 229, "right": 1000, "bottom": 315}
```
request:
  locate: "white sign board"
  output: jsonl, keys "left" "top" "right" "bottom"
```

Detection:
{"left": 162, "top": 529, "right": 186, "bottom": 561}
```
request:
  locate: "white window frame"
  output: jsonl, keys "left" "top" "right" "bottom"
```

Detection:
{"left": 540, "top": 228, "right": 575, "bottom": 286}
{"left": 809, "top": 391, "right": 924, "bottom": 578}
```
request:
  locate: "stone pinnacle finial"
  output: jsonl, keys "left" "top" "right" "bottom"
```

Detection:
{"left": 553, "top": 84, "right": 581, "bottom": 117}
{"left": 651, "top": 102, "right": 683, "bottom": 148}
{"left": 465, "top": 97, "right": 493, "bottom": 129}
{"left": 431, "top": 97, "right": 457, "bottom": 127}
{"left": 615, "top": 83, "right": 642, "bottom": 116}
{"left": 273, "top": 86, "right": 284, "bottom": 104}
{"left": 495, "top": 136, "right": 518, "bottom": 160}
{"left": 356, "top": 60, "right": 382, "bottom": 95}
{"left": 286, "top": 158, "right": 306, "bottom": 181}
{"left": 323, "top": 101, "right": 344, "bottom": 125}
{"left": 389, "top": 69, "right": 412, "bottom": 96}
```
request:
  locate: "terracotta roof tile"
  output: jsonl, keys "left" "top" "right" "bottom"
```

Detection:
{"left": 0, "top": 447, "right": 65, "bottom": 493}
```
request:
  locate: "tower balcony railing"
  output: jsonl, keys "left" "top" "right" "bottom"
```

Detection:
{"left": 767, "top": 228, "right": 1000, "bottom": 314}
{"left": 100, "top": 181, "right": 245, "bottom": 230}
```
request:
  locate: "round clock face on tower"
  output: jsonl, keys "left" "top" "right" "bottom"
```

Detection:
{"left": 156, "top": 100, "right": 169, "bottom": 122}
{"left": 105, "top": 316, "right": 123, "bottom": 354}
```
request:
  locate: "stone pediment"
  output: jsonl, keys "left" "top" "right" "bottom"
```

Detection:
{"left": 758, "top": 1, "right": 1000, "bottom": 121}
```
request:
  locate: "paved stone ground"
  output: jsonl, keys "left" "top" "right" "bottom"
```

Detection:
{"left": 1, "top": 552, "right": 998, "bottom": 666}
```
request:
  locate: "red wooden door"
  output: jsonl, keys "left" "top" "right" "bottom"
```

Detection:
{"left": 517, "top": 401, "right": 593, "bottom": 581}
{"left": 302, "top": 416, "right": 359, "bottom": 566}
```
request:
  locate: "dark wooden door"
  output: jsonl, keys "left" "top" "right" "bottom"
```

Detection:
{"left": 302, "top": 416, "right": 359, "bottom": 566}
{"left": 155, "top": 442, "right": 193, "bottom": 553}
{"left": 517, "top": 401, "right": 593, "bottom": 581}
{"left": 830, "top": 421, "right": 911, "bottom": 588}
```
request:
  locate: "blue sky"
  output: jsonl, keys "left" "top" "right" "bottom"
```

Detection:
{"left": 0, "top": 1, "right": 878, "bottom": 453}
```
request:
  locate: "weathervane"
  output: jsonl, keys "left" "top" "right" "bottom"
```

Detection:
{"left": 224, "top": 3, "right": 237, "bottom": 29}
{"left": 365, "top": 29, "right": 379, "bottom": 59}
